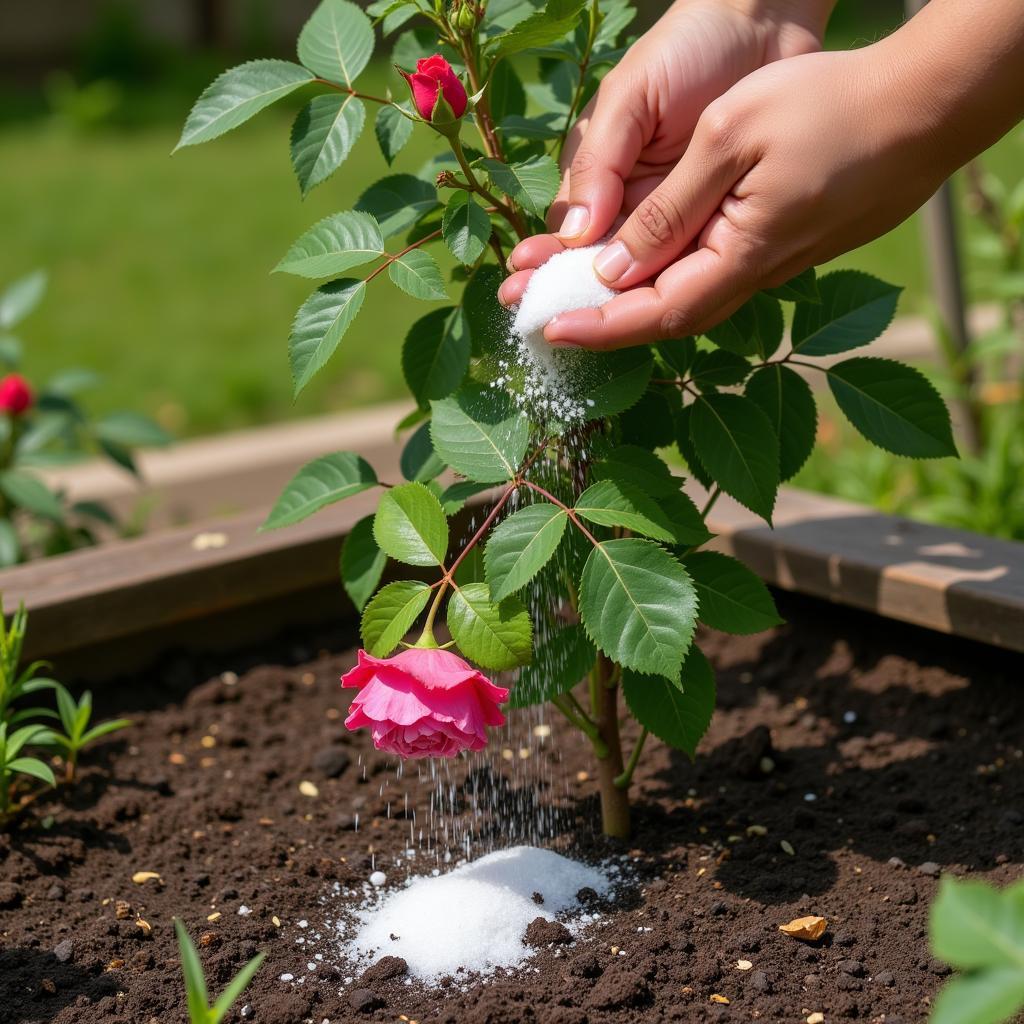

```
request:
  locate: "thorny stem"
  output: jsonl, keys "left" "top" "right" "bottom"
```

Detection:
{"left": 450, "top": 137, "right": 527, "bottom": 239}
{"left": 614, "top": 727, "right": 648, "bottom": 790}
{"left": 364, "top": 229, "right": 444, "bottom": 285}
{"left": 557, "top": 0, "right": 600, "bottom": 160}
{"left": 519, "top": 479, "right": 601, "bottom": 546}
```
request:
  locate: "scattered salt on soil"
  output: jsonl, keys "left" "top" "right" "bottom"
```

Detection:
{"left": 345, "top": 845, "right": 612, "bottom": 982}
{"left": 498, "top": 245, "right": 616, "bottom": 427}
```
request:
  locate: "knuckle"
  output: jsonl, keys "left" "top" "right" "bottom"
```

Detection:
{"left": 699, "top": 100, "right": 738, "bottom": 148}
{"left": 569, "top": 147, "right": 600, "bottom": 184}
{"left": 632, "top": 192, "right": 680, "bottom": 249}
{"left": 659, "top": 307, "right": 692, "bottom": 340}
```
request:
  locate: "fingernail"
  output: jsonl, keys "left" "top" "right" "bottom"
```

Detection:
{"left": 506, "top": 253, "right": 517, "bottom": 273}
{"left": 593, "top": 241, "right": 632, "bottom": 284}
{"left": 497, "top": 283, "right": 511, "bottom": 306}
{"left": 558, "top": 205, "right": 589, "bottom": 239}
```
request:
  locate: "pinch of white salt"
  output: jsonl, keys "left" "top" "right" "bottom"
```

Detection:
{"left": 512, "top": 246, "right": 615, "bottom": 370}
{"left": 347, "top": 845, "right": 610, "bottom": 983}
{"left": 369, "top": 870, "right": 387, "bottom": 887}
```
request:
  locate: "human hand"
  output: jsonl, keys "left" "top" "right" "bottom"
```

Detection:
{"left": 502, "top": 43, "right": 952, "bottom": 349}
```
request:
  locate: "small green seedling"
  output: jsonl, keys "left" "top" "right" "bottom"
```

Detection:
{"left": 0, "top": 602, "right": 58, "bottom": 725}
{"left": 175, "top": 918, "right": 266, "bottom": 1024}
{"left": 929, "top": 875, "right": 1024, "bottom": 1024}
{"left": 0, "top": 721, "right": 55, "bottom": 816}
{"left": 48, "top": 684, "right": 131, "bottom": 783}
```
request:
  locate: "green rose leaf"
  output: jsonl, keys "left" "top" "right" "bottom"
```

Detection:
{"left": 827, "top": 357, "right": 957, "bottom": 458}
{"left": 0, "top": 471, "right": 63, "bottom": 521}
{"left": 793, "top": 270, "right": 901, "bottom": 356}
{"left": 707, "top": 292, "right": 784, "bottom": 359}
{"left": 577, "top": 347, "right": 653, "bottom": 419}
{"left": 374, "top": 104, "right": 413, "bottom": 165}
{"left": 400, "top": 421, "right": 446, "bottom": 482}
{"left": 657, "top": 337, "right": 696, "bottom": 377}
{"left": 290, "top": 93, "right": 365, "bottom": 196}
{"left": 0, "top": 270, "right": 46, "bottom": 329}
{"left": 297, "top": 0, "right": 374, "bottom": 86}
{"left": 0, "top": 519, "right": 20, "bottom": 567}
{"left": 509, "top": 623, "right": 595, "bottom": 709}
{"left": 440, "top": 480, "right": 493, "bottom": 515}
{"left": 373, "top": 481, "right": 449, "bottom": 566}
{"left": 487, "top": 0, "right": 588, "bottom": 59}
{"left": 930, "top": 876, "right": 1024, "bottom": 972}
{"left": 430, "top": 384, "right": 530, "bottom": 483}
{"left": 765, "top": 267, "right": 819, "bottom": 304}
{"left": 442, "top": 193, "right": 491, "bottom": 266}
{"left": 360, "top": 579, "right": 431, "bottom": 655}
{"left": 95, "top": 412, "right": 171, "bottom": 448}
{"left": 575, "top": 479, "right": 679, "bottom": 544}
{"left": 261, "top": 451, "right": 377, "bottom": 530}
{"left": 480, "top": 155, "right": 560, "bottom": 218}
{"left": 498, "top": 113, "right": 563, "bottom": 140}
{"left": 579, "top": 538, "right": 698, "bottom": 679}
{"left": 402, "top": 307, "right": 471, "bottom": 406}
{"left": 176, "top": 60, "right": 314, "bottom": 150}
{"left": 656, "top": 490, "right": 714, "bottom": 547}
{"left": 446, "top": 582, "right": 532, "bottom": 671}
{"left": 689, "top": 348, "right": 750, "bottom": 390}
{"left": 689, "top": 393, "right": 780, "bottom": 523}
{"left": 591, "top": 445, "right": 680, "bottom": 498}
{"left": 463, "top": 264, "right": 506, "bottom": 356}
{"left": 674, "top": 404, "right": 713, "bottom": 490}
{"left": 274, "top": 210, "right": 384, "bottom": 279}
{"left": 621, "top": 645, "right": 716, "bottom": 759}
{"left": 931, "top": 971, "right": 1024, "bottom": 1024}
{"left": 356, "top": 174, "right": 439, "bottom": 239}
{"left": 745, "top": 363, "right": 817, "bottom": 481}
{"left": 389, "top": 249, "right": 449, "bottom": 301}
{"left": 685, "top": 550, "right": 782, "bottom": 635}
{"left": 340, "top": 514, "right": 387, "bottom": 611}
{"left": 484, "top": 501, "right": 568, "bottom": 601}
{"left": 289, "top": 279, "right": 366, "bottom": 395}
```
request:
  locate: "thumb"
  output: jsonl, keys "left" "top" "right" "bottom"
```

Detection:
{"left": 552, "top": 76, "right": 646, "bottom": 246}
{"left": 591, "top": 104, "right": 752, "bottom": 289}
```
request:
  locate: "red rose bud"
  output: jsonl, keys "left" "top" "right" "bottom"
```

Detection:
{"left": 399, "top": 55, "right": 467, "bottom": 123}
{"left": 0, "top": 374, "right": 33, "bottom": 416}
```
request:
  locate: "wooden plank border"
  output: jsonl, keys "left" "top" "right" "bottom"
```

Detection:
{"left": 3, "top": 473, "right": 1022, "bottom": 666}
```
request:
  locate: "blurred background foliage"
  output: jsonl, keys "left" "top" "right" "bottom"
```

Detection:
{"left": 1, "top": 0, "right": 1022, "bottom": 535}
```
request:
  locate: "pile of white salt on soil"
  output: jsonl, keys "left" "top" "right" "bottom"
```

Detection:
{"left": 496, "top": 244, "right": 617, "bottom": 426}
{"left": 339, "top": 846, "right": 615, "bottom": 983}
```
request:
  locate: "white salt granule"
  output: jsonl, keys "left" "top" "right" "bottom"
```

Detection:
{"left": 369, "top": 870, "right": 387, "bottom": 887}
{"left": 503, "top": 245, "right": 617, "bottom": 427}
{"left": 346, "top": 845, "right": 610, "bottom": 982}
{"left": 512, "top": 244, "right": 614, "bottom": 371}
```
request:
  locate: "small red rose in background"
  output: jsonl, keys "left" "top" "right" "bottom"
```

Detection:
{"left": 399, "top": 55, "right": 467, "bottom": 122}
{"left": 342, "top": 647, "right": 508, "bottom": 759}
{"left": 0, "top": 374, "right": 33, "bottom": 416}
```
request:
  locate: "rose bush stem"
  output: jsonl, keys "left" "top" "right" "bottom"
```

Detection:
{"left": 614, "top": 727, "right": 648, "bottom": 790}
{"left": 592, "top": 655, "right": 631, "bottom": 839}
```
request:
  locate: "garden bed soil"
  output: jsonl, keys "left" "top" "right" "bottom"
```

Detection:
{"left": 2, "top": 592, "right": 1022, "bottom": 1024}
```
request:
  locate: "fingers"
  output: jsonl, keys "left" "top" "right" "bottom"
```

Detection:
{"left": 591, "top": 104, "right": 753, "bottom": 290}
{"left": 497, "top": 269, "right": 534, "bottom": 307}
{"left": 544, "top": 244, "right": 758, "bottom": 350}
{"left": 506, "top": 234, "right": 565, "bottom": 273}
{"left": 550, "top": 74, "right": 647, "bottom": 246}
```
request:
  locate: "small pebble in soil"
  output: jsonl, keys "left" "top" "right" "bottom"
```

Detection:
{"left": 918, "top": 861, "right": 941, "bottom": 877}
{"left": 524, "top": 918, "right": 573, "bottom": 946}
{"left": 53, "top": 940, "right": 75, "bottom": 963}
{"left": 875, "top": 970, "right": 896, "bottom": 987}
{"left": 370, "top": 871, "right": 387, "bottom": 887}
{"left": 349, "top": 988, "right": 385, "bottom": 1013}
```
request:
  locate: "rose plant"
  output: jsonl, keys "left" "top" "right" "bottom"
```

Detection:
{"left": 0, "top": 270, "right": 172, "bottom": 564}
{"left": 178, "top": 0, "right": 957, "bottom": 837}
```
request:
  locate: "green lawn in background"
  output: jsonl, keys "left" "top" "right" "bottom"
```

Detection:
{"left": 0, "top": 51, "right": 1018, "bottom": 438}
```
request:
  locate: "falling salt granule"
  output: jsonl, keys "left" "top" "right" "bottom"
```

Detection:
{"left": 504, "top": 245, "right": 617, "bottom": 428}
{"left": 369, "top": 870, "right": 387, "bottom": 887}
{"left": 843, "top": 710, "right": 857, "bottom": 724}
{"left": 345, "top": 846, "right": 610, "bottom": 983}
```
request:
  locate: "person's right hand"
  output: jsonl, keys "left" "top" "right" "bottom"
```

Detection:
{"left": 510, "top": 0, "right": 831, "bottom": 252}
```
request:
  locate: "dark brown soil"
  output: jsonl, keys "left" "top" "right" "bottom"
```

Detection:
{"left": 2, "top": 592, "right": 1022, "bottom": 1024}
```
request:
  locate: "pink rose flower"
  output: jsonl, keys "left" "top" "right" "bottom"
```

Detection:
{"left": 0, "top": 374, "right": 33, "bottom": 416}
{"left": 399, "top": 55, "right": 467, "bottom": 121}
{"left": 342, "top": 647, "right": 508, "bottom": 759}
